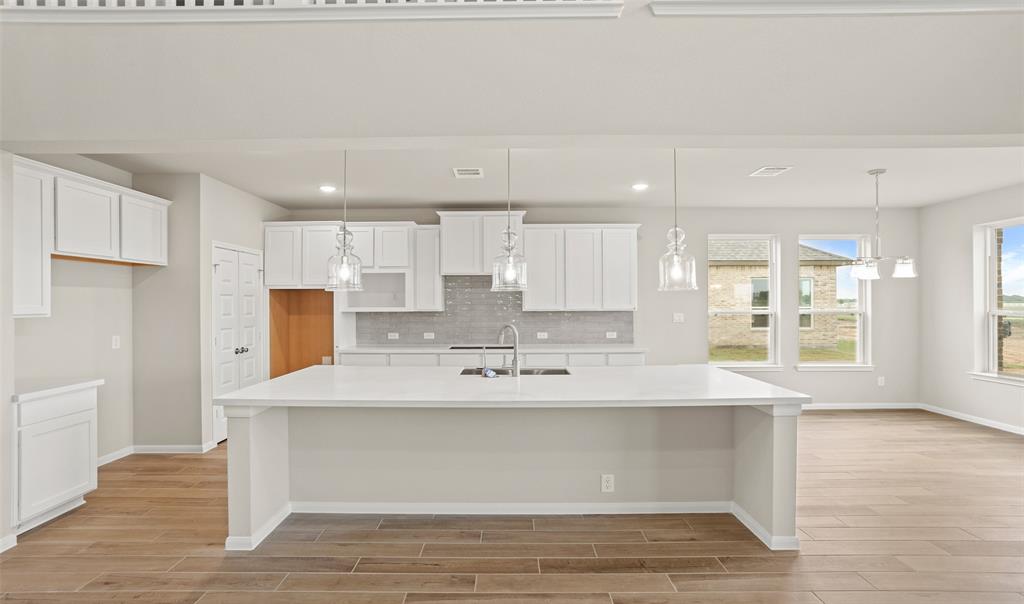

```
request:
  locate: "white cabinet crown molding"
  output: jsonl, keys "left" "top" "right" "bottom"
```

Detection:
{"left": 14, "top": 156, "right": 171, "bottom": 208}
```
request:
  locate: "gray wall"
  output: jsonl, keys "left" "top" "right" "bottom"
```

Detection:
{"left": 291, "top": 205, "right": 920, "bottom": 406}
{"left": 15, "top": 261, "right": 135, "bottom": 457}
{"left": 919, "top": 184, "right": 1024, "bottom": 429}
{"left": 357, "top": 276, "right": 633, "bottom": 346}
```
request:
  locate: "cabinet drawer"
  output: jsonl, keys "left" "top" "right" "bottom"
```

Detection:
{"left": 439, "top": 354, "right": 482, "bottom": 367}
{"left": 568, "top": 353, "right": 607, "bottom": 367}
{"left": 17, "top": 389, "right": 97, "bottom": 428}
{"left": 389, "top": 354, "right": 439, "bottom": 367}
{"left": 608, "top": 353, "right": 645, "bottom": 366}
{"left": 338, "top": 354, "right": 388, "bottom": 367}
{"left": 522, "top": 353, "right": 568, "bottom": 368}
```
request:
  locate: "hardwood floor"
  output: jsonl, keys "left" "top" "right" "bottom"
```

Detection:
{"left": 2, "top": 409, "right": 1022, "bottom": 603}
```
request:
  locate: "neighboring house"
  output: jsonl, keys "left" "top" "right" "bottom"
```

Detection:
{"left": 708, "top": 240, "right": 851, "bottom": 350}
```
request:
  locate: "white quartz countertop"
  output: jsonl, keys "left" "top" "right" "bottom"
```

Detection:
{"left": 337, "top": 345, "right": 648, "bottom": 354}
{"left": 215, "top": 364, "right": 809, "bottom": 409}
{"left": 13, "top": 378, "right": 105, "bottom": 403}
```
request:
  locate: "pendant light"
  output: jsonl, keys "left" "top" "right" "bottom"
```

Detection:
{"left": 658, "top": 149, "right": 698, "bottom": 291}
{"left": 491, "top": 149, "right": 527, "bottom": 292}
{"left": 850, "top": 168, "right": 917, "bottom": 280}
{"left": 325, "top": 151, "right": 363, "bottom": 292}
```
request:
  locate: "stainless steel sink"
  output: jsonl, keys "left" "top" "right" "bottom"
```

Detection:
{"left": 460, "top": 367, "right": 571, "bottom": 376}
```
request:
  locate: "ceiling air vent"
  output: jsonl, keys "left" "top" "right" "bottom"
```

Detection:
{"left": 749, "top": 166, "right": 793, "bottom": 177}
{"left": 452, "top": 168, "right": 484, "bottom": 179}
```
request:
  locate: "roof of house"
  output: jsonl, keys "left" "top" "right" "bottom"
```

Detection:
{"left": 708, "top": 240, "right": 852, "bottom": 264}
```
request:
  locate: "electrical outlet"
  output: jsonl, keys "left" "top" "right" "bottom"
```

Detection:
{"left": 877, "top": 376, "right": 886, "bottom": 387}
{"left": 536, "top": 332, "right": 549, "bottom": 340}
{"left": 673, "top": 313, "right": 686, "bottom": 323}
{"left": 423, "top": 332, "right": 435, "bottom": 340}
{"left": 601, "top": 474, "right": 615, "bottom": 493}
{"left": 387, "top": 332, "right": 400, "bottom": 340}
{"left": 605, "top": 331, "right": 618, "bottom": 339}
{"left": 111, "top": 335, "right": 120, "bottom": 350}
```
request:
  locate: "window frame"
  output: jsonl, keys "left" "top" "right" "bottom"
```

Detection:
{"left": 707, "top": 234, "right": 780, "bottom": 367}
{"left": 750, "top": 276, "right": 770, "bottom": 331}
{"left": 798, "top": 276, "right": 814, "bottom": 330}
{"left": 982, "top": 219, "right": 1024, "bottom": 380}
{"left": 796, "top": 235, "right": 872, "bottom": 368}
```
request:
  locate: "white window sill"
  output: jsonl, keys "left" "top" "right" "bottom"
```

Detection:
{"left": 716, "top": 364, "right": 784, "bottom": 372}
{"left": 795, "top": 364, "right": 874, "bottom": 372}
{"left": 968, "top": 371, "right": 1024, "bottom": 388}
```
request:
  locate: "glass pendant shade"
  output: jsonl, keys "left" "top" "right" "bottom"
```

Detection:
{"left": 326, "top": 228, "right": 363, "bottom": 291}
{"left": 892, "top": 256, "right": 917, "bottom": 278}
{"left": 852, "top": 258, "right": 880, "bottom": 281}
{"left": 491, "top": 228, "right": 528, "bottom": 291}
{"left": 658, "top": 227, "right": 698, "bottom": 291}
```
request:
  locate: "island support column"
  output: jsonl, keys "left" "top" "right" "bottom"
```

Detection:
{"left": 224, "top": 405, "right": 291, "bottom": 551}
{"left": 732, "top": 404, "right": 801, "bottom": 550}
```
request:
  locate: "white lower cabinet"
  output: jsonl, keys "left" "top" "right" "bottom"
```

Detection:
{"left": 521, "top": 353, "right": 568, "bottom": 368}
{"left": 438, "top": 354, "right": 482, "bottom": 367}
{"left": 389, "top": 354, "right": 440, "bottom": 367}
{"left": 336, "top": 350, "right": 645, "bottom": 368}
{"left": 567, "top": 353, "right": 606, "bottom": 367}
{"left": 338, "top": 353, "right": 389, "bottom": 366}
{"left": 13, "top": 380, "right": 101, "bottom": 531}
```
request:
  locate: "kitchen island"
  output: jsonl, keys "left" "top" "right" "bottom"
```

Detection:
{"left": 214, "top": 364, "right": 810, "bottom": 551}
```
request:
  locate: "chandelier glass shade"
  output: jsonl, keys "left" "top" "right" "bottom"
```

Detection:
{"left": 658, "top": 149, "right": 698, "bottom": 292}
{"left": 853, "top": 169, "right": 917, "bottom": 281}
{"left": 491, "top": 149, "right": 527, "bottom": 292}
{"left": 325, "top": 150, "right": 364, "bottom": 292}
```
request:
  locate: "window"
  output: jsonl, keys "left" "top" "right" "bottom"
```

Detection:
{"left": 799, "top": 277, "right": 813, "bottom": 329}
{"left": 707, "top": 236, "right": 778, "bottom": 365}
{"left": 985, "top": 221, "right": 1024, "bottom": 378}
{"left": 798, "top": 237, "right": 869, "bottom": 364}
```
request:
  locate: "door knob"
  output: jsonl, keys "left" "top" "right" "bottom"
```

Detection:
{"left": 241, "top": 347, "right": 249, "bottom": 353}
{"left": 234, "top": 347, "right": 241, "bottom": 354}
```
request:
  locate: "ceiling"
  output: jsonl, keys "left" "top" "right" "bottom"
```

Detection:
{"left": 85, "top": 147, "right": 1024, "bottom": 209}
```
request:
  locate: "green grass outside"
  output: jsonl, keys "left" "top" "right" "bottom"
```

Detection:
{"left": 709, "top": 339, "right": 857, "bottom": 363}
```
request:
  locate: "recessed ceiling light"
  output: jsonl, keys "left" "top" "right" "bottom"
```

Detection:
{"left": 319, "top": 184, "right": 337, "bottom": 193}
{"left": 632, "top": 182, "right": 650, "bottom": 192}
{"left": 749, "top": 166, "right": 793, "bottom": 177}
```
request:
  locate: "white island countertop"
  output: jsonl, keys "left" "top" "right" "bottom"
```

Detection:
{"left": 215, "top": 364, "right": 809, "bottom": 410}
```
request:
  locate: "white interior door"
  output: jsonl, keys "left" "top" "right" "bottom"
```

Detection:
{"left": 213, "top": 247, "right": 239, "bottom": 443}
{"left": 236, "top": 251, "right": 261, "bottom": 391}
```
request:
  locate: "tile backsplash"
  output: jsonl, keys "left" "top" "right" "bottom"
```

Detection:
{"left": 355, "top": 276, "right": 634, "bottom": 346}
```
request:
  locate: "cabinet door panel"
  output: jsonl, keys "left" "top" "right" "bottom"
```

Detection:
{"left": 120, "top": 194, "right": 167, "bottom": 265}
{"left": 301, "top": 225, "right": 340, "bottom": 287}
{"left": 523, "top": 228, "right": 564, "bottom": 311}
{"left": 18, "top": 409, "right": 97, "bottom": 522}
{"left": 414, "top": 228, "right": 444, "bottom": 311}
{"left": 55, "top": 178, "right": 119, "bottom": 259}
{"left": 13, "top": 166, "right": 54, "bottom": 317}
{"left": 338, "top": 354, "right": 388, "bottom": 366}
{"left": 564, "top": 228, "right": 603, "bottom": 310}
{"left": 440, "top": 215, "right": 481, "bottom": 275}
{"left": 349, "top": 227, "right": 375, "bottom": 268}
{"left": 601, "top": 229, "right": 638, "bottom": 311}
{"left": 264, "top": 227, "right": 302, "bottom": 287}
{"left": 375, "top": 227, "right": 410, "bottom": 268}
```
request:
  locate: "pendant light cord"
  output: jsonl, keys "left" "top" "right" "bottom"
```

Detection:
{"left": 342, "top": 150, "right": 349, "bottom": 233}
{"left": 506, "top": 149, "right": 512, "bottom": 235}
{"left": 673, "top": 148, "right": 680, "bottom": 247}
{"left": 874, "top": 171, "right": 880, "bottom": 258}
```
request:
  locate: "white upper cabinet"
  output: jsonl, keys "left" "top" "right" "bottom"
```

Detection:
{"left": 414, "top": 227, "right": 444, "bottom": 311}
{"left": 120, "top": 194, "right": 169, "bottom": 265}
{"left": 349, "top": 227, "right": 374, "bottom": 267}
{"left": 264, "top": 226, "right": 302, "bottom": 287}
{"left": 12, "top": 163, "right": 54, "bottom": 318}
{"left": 523, "top": 228, "right": 564, "bottom": 311}
{"left": 600, "top": 228, "right": 638, "bottom": 310}
{"left": 300, "top": 224, "right": 340, "bottom": 287}
{"left": 375, "top": 226, "right": 410, "bottom": 268}
{"left": 522, "top": 225, "right": 638, "bottom": 312}
{"left": 55, "top": 177, "right": 120, "bottom": 259}
{"left": 564, "top": 228, "right": 603, "bottom": 310}
{"left": 439, "top": 211, "right": 525, "bottom": 275}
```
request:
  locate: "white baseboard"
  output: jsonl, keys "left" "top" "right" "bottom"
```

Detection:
{"left": 803, "top": 402, "right": 1024, "bottom": 435}
{"left": 289, "top": 501, "right": 734, "bottom": 515}
{"left": 0, "top": 533, "right": 16, "bottom": 554}
{"left": 16, "top": 497, "right": 86, "bottom": 535}
{"left": 730, "top": 502, "right": 799, "bottom": 551}
{"left": 98, "top": 445, "right": 135, "bottom": 466}
{"left": 225, "top": 502, "right": 292, "bottom": 551}
{"left": 919, "top": 404, "right": 1024, "bottom": 436}
{"left": 201, "top": 440, "right": 219, "bottom": 453}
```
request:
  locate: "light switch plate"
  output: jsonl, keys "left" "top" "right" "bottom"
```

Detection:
{"left": 605, "top": 331, "right": 618, "bottom": 339}
{"left": 877, "top": 376, "right": 885, "bottom": 387}
{"left": 387, "top": 332, "right": 400, "bottom": 340}
{"left": 423, "top": 332, "right": 435, "bottom": 340}
{"left": 673, "top": 313, "right": 685, "bottom": 323}
{"left": 111, "top": 335, "right": 121, "bottom": 349}
{"left": 536, "top": 332, "right": 549, "bottom": 340}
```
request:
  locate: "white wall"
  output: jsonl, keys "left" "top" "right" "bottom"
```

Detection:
{"left": 919, "top": 184, "right": 1024, "bottom": 430}
{"left": 289, "top": 205, "right": 920, "bottom": 406}
{"left": 15, "top": 260, "right": 134, "bottom": 457}
{"left": 132, "top": 174, "right": 204, "bottom": 447}
{"left": 1, "top": 152, "right": 16, "bottom": 549}
{"left": 198, "top": 175, "right": 288, "bottom": 445}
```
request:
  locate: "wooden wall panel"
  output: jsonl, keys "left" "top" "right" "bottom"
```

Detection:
{"left": 269, "top": 289, "right": 334, "bottom": 378}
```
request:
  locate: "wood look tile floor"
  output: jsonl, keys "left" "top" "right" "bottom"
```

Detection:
{"left": 2, "top": 410, "right": 1023, "bottom": 604}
